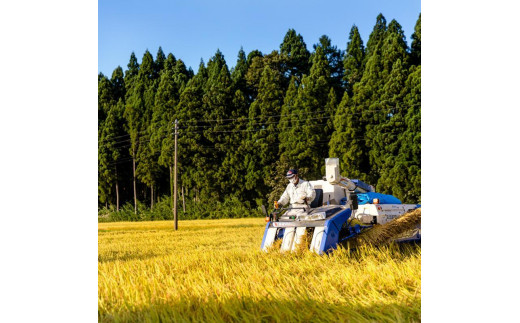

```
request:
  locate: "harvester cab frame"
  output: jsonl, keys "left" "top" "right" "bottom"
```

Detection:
{"left": 261, "top": 158, "right": 421, "bottom": 254}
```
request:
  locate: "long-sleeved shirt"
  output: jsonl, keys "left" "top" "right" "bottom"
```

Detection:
{"left": 278, "top": 179, "right": 316, "bottom": 206}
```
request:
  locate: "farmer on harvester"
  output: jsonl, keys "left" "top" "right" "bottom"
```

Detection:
{"left": 276, "top": 169, "right": 315, "bottom": 216}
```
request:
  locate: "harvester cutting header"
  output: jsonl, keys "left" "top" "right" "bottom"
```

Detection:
{"left": 261, "top": 158, "right": 421, "bottom": 254}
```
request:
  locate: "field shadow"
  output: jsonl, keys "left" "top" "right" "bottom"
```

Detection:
{"left": 99, "top": 296, "right": 420, "bottom": 323}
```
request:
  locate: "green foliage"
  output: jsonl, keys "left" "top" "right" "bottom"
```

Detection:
{"left": 231, "top": 47, "right": 248, "bottom": 93}
{"left": 314, "top": 35, "right": 344, "bottom": 95}
{"left": 329, "top": 92, "right": 368, "bottom": 180}
{"left": 98, "top": 100, "right": 126, "bottom": 207}
{"left": 366, "top": 13, "right": 387, "bottom": 59}
{"left": 135, "top": 51, "right": 161, "bottom": 202}
{"left": 245, "top": 50, "right": 286, "bottom": 101}
{"left": 151, "top": 56, "right": 186, "bottom": 170}
{"left": 367, "top": 59, "right": 408, "bottom": 183}
{"left": 411, "top": 14, "right": 421, "bottom": 66}
{"left": 124, "top": 52, "right": 139, "bottom": 99}
{"left": 323, "top": 87, "right": 337, "bottom": 166}
{"left": 268, "top": 77, "right": 299, "bottom": 203}
{"left": 154, "top": 46, "right": 166, "bottom": 75}
{"left": 99, "top": 14, "right": 421, "bottom": 219}
{"left": 343, "top": 25, "right": 365, "bottom": 97}
{"left": 98, "top": 196, "right": 263, "bottom": 222}
{"left": 201, "top": 50, "right": 234, "bottom": 200}
{"left": 280, "top": 29, "right": 311, "bottom": 81}
{"left": 111, "top": 66, "right": 125, "bottom": 103}
{"left": 291, "top": 45, "right": 332, "bottom": 178}
{"left": 243, "top": 65, "right": 284, "bottom": 199}
{"left": 98, "top": 73, "right": 113, "bottom": 125}
{"left": 381, "top": 20, "right": 409, "bottom": 73}
{"left": 176, "top": 62, "right": 207, "bottom": 193}
{"left": 246, "top": 49, "right": 263, "bottom": 66}
{"left": 220, "top": 88, "right": 250, "bottom": 200}
{"left": 378, "top": 66, "right": 421, "bottom": 202}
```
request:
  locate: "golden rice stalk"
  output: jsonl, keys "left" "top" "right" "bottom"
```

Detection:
{"left": 98, "top": 217, "right": 421, "bottom": 322}
{"left": 348, "top": 208, "right": 421, "bottom": 248}
{"left": 292, "top": 228, "right": 313, "bottom": 254}
{"left": 265, "top": 236, "right": 283, "bottom": 252}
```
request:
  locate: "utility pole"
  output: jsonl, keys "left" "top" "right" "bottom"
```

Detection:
{"left": 174, "top": 119, "right": 178, "bottom": 230}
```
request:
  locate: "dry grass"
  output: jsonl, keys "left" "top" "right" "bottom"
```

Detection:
{"left": 348, "top": 209, "right": 421, "bottom": 249}
{"left": 99, "top": 218, "right": 421, "bottom": 322}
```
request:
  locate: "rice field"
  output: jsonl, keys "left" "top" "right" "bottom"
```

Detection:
{"left": 98, "top": 218, "right": 421, "bottom": 322}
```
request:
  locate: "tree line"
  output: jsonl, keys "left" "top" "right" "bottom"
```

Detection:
{"left": 98, "top": 13, "right": 421, "bottom": 218}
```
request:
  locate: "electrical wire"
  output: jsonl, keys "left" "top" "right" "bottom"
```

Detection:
{"left": 178, "top": 114, "right": 333, "bottom": 129}
{"left": 102, "top": 132, "right": 402, "bottom": 167}
{"left": 98, "top": 104, "right": 419, "bottom": 148}
{"left": 177, "top": 102, "right": 419, "bottom": 124}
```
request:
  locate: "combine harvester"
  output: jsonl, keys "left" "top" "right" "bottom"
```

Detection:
{"left": 261, "top": 158, "right": 421, "bottom": 254}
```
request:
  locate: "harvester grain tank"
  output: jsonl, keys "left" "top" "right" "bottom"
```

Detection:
{"left": 261, "top": 158, "right": 421, "bottom": 254}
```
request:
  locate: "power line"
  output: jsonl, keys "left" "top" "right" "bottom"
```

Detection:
{"left": 99, "top": 117, "right": 405, "bottom": 148}
{"left": 99, "top": 122, "right": 168, "bottom": 143}
{"left": 178, "top": 114, "right": 332, "bottom": 129}
{"left": 98, "top": 103, "right": 419, "bottom": 147}
{"left": 99, "top": 132, "right": 172, "bottom": 149}
{"left": 180, "top": 110, "right": 328, "bottom": 124}
{"left": 177, "top": 106, "right": 418, "bottom": 134}
{"left": 178, "top": 102, "right": 420, "bottom": 124}
{"left": 101, "top": 117, "right": 326, "bottom": 147}
{"left": 104, "top": 150, "right": 163, "bottom": 167}
{"left": 178, "top": 122, "right": 331, "bottom": 134}
{"left": 102, "top": 132, "right": 403, "bottom": 166}
{"left": 98, "top": 132, "right": 131, "bottom": 143}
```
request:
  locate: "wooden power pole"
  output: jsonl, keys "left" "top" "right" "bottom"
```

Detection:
{"left": 174, "top": 119, "right": 178, "bottom": 230}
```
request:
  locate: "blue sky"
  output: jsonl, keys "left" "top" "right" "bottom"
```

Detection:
{"left": 99, "top": 0, "right": 421, "bottom": 76}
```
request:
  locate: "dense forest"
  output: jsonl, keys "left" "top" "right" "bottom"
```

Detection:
{"left": 98, "top": 13, "right": 421, "bottom": 220}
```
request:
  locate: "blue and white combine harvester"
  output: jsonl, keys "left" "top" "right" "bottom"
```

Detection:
{"left": 261, "top": 158, "right": 421, "bottom": 254}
